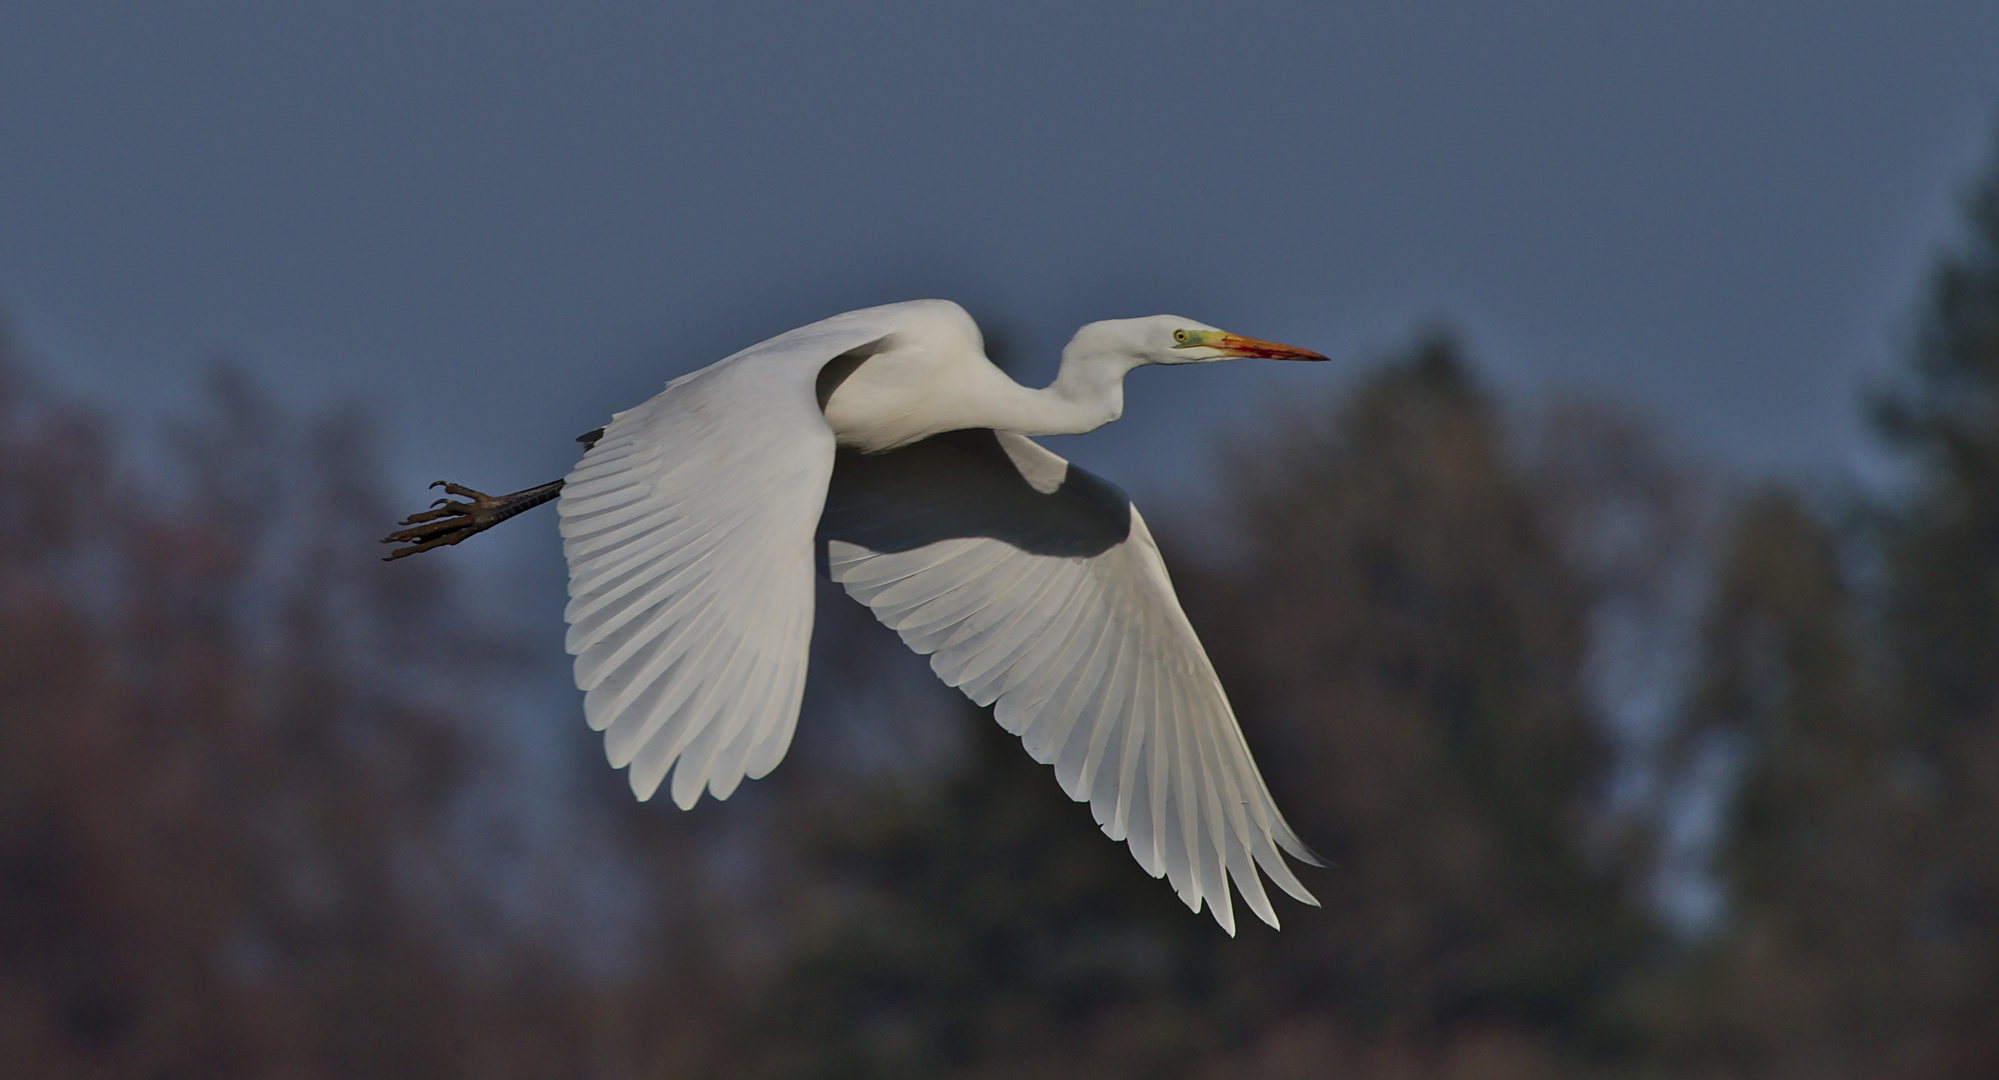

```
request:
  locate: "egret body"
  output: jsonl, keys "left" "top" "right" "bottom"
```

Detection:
{"left": 387, "top": 299, "right": 1330, "bottom": 933}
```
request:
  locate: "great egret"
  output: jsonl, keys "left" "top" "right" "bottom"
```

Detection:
{"left": 386, "top": 300, "right": 1328, "bottom": 933}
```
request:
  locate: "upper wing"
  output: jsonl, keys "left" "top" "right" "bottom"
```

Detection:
{"left": 819, "top": 429, "right": 1324, "bottom": 933}
{"left": 559, "top": 317, "right": 894, "bottom": 809}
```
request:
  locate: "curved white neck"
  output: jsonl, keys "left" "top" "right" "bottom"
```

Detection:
{"left": 981, "top": 348, "right": 1144, "bottom": 438}
{"left": 819, "top": 328, "right": 1152, "bottom": 452}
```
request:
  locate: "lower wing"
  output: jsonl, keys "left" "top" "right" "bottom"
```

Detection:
{"left": 819, "top": 428, "right": 1323, "bottom": 934}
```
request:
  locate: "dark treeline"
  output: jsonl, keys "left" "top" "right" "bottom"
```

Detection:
{"left": 5, "top": 144, "right": 1998, "bottom": 1080}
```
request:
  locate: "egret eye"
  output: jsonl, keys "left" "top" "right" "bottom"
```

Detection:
{"left": 1172, "top": 329, "right": 1190, "bottom": 345}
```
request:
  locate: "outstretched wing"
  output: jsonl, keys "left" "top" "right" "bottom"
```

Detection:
{"left": 819, "top": 429, "right": 1324, "bottom": 933}
{"left": 559, "top": 317, "right": 893, "bottom": 808}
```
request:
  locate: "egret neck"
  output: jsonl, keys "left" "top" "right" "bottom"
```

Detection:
{"left": 981, "top": 344, "right": 1145, "bottom": 438}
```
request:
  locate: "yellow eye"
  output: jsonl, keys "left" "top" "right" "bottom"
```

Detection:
{"left": 1173, "top": 329, "right": 1190, "bottom": 344}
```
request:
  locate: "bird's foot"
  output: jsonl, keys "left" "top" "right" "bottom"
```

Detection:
{"left": 382, "top": 482, "right": 509, "bottom": 560}
{"left": 381, "top": 479, "right": 562, "bottom": 560}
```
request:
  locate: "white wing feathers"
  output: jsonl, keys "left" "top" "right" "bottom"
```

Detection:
{"left": 820, "top": 430, "right": 1323, "bottom": 933}
{"left": 558, "top": 319, "right": 892, "bottom": 808}
{"left": 558, "top": 304, "right": 1321, "bottom": 932}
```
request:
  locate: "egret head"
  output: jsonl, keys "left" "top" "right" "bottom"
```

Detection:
{"left": 1068, "top": 314, "right": 1328, "bottom": 367}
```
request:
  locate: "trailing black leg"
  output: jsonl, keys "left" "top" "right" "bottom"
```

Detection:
{"left": 381, "top": 479, "right": 564, "bottom": 560}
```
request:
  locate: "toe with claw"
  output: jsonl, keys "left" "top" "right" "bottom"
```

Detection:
{"left": 382, "top": 482, "right": 508, "bottom": 560}
{"left": 382, "top": 478, "right": 565, "bottom": 560}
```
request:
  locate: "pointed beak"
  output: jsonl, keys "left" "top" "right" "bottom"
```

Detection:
{"left": 1213, "top": 333, "right": 1328, "bottom": 361}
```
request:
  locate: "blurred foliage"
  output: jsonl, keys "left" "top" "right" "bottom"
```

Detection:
{"left": 1201, "top": 341, "right": 1650, "bottom": 1034}
{"left": 0, "top": 348, "right": 599, "bottom": 1078}
{"left": 1620, "top": 130, "right": 1999, "bottom": 1080}
{"left": 745, "top": 717, "right": 1219, "bottom": 1080}
{"left": 1635, "top": 490, "right": 1941, "bottom": 1079}
{"left": 5, "top": 128, "right": 1999, "bottom": 1080}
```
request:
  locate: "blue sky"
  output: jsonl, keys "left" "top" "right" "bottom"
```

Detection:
{"left": 4, "top": 2, "right": 1996, "bottom": 511}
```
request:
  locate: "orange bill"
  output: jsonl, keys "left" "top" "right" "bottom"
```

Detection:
{"left": 1213, "top": 333, "right": 1328, "bottom": 361}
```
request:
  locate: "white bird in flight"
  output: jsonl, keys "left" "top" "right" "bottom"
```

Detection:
{"left": 386, "top": 300, "right": 1328, "bottom": 933}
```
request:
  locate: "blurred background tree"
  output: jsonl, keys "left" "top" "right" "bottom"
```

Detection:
{"left": 1874, "top": 134, "right": 1999, "bottom": 1076}
{"left": 1642, "top": 490, "right": 1934, "bottom": 1079}
{"left": 0, "top": 343, "right": 590, "bottom": 1078}
{"left": 1624, "top": 135, "right": 1999, "bottom": 1080}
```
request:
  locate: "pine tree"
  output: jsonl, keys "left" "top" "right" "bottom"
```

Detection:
{"left": 1874, "top": 125, "right": 1999, "bottom": 1078}
{"left": 1658, "top": 492, "right": 1940, "bottom": 1079}
{"left": 1651, "top": 125, "right": 1999, "bottom": 1080}
{"left": 1194, "top": 338, "right": 1649, "bottom": 1070}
